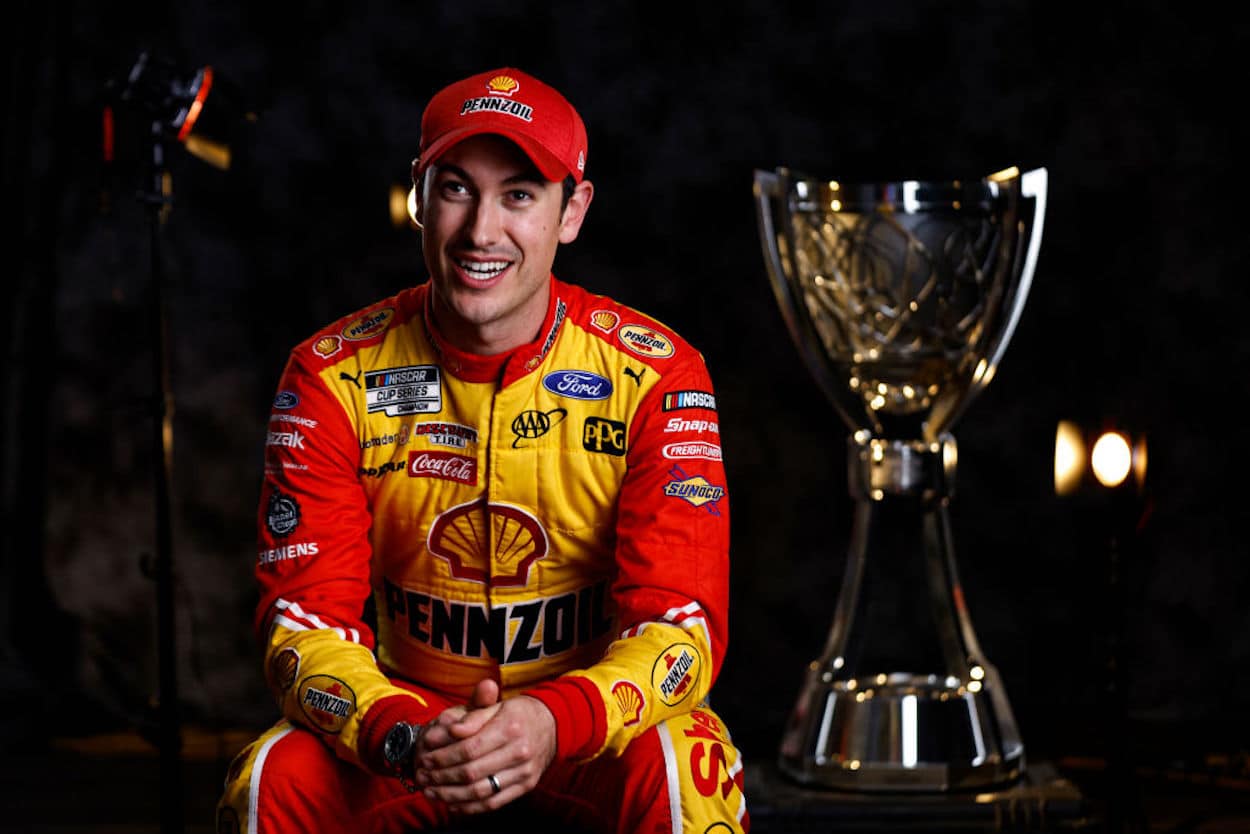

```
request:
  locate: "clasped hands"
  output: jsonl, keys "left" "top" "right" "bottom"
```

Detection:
{"left": 412, "top": 679, "right": 557, "bottom": 815}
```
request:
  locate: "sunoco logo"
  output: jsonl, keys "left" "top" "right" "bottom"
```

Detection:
{"left": 662, "top": 464, "right": 725, "bottom": 515}
{"left": 618, "top": 324, "right": 674, "bottom": 358}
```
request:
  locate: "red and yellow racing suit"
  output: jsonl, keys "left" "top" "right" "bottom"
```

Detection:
{"left": 217, "top": 276, "right": 748, "bottom": 833}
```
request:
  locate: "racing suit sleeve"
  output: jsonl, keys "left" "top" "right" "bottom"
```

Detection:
{"left": 527, "top": 352, "right": 731, "bottom": 760}
{"left": 255, "top": 348, "right": 429, "bottom": 769}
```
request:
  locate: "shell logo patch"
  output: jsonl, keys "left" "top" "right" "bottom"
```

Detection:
{"left": 341, "top": 307, "right": 394, "bottom": 342}
{"left": 297, "top": 675, "right": 356, "bottom": 734}
{"left": 268, "top": 647, "right": 300, "bottom": 695}
{"left": 651, "top": 643, "right": 701, "bottom": 707}
{"left": 590, "top": 309, "right": 620, "bottom": 334}
{"left": 312, "top": 335, "right": 342, "bottom": 359}
{"left": 612, "top": 680, "right": 645, "bottom": 726}
{"left": 618, "top": 324, "right": 674, "bottom": 359}
{"left": 427, "top": 498, "right": 549, "bottom": 586}
{"left": 486, "top": 75, "right": 519, "bottom": 96}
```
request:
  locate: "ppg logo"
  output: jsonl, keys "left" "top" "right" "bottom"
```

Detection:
{"left": 583, "top": 417, "right": 626, "bottom": 456}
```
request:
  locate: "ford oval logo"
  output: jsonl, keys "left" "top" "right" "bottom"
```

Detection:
{"left": 542, "top": 370, "right": 613, "bottom": 401}
{"left": 273, "top": 391, "right": 299, "bottom": 410}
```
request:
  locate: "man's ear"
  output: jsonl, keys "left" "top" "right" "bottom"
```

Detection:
{"left": 558, "top": 180, "right": 595, "bottom": 244}
{"left": 409, "top": 159, "right": 425, "bottom": 229}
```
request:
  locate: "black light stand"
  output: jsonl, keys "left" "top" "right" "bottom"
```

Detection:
{"left": 1054, "top": 420, "right": 1151, "bottom": 834}
{"left": 112, "top": 50, "right": 251, "bottom": 834}
{"left": 142, "top": 118, "right": 183, "bottom": 834}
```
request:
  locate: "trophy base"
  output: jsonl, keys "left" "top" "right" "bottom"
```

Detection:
{"left": 778, "top": 672, "right": 1025, "bottom": 792}
{"left": 749, "top": 758, "right": 1088, "bottom": 832}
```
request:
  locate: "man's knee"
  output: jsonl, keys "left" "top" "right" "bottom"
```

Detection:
{"left": 217, "top": 721, "right": 346, "bottom": 834}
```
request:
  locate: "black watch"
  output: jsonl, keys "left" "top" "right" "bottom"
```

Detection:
{"left": 383, "top": 721, "right": 421, "bottom": 793}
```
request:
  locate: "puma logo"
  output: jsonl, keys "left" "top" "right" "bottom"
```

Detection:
{"left": 624, "top": 367, "right": 645, "bottom": 387}
{"left": 340, "top": 370, "right": 363, "bottom": 389}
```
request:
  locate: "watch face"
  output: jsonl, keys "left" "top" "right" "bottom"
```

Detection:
{"left": 384, "top": 722, "right": 415, "bottom": 765}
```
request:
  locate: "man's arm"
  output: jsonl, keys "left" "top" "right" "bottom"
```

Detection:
{"left": 255, "top": 349, "right": 431, "bottom": 770}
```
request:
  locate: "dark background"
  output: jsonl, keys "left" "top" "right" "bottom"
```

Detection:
{"left": 3, "top": 0, "right": 1246, "bottom": 815}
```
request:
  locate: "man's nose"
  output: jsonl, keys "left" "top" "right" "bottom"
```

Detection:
{"left": 465, "top": 198, "right": 503, "bottom": 246}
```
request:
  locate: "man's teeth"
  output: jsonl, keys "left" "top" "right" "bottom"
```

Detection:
{"left": 459, "top": 260, "right": 509, "bottom": 280}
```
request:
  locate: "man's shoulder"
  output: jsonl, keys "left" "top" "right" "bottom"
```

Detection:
{"left": 288, "top": 285, "right": 425, "bottom": 368}
{"left": 556, "top": 280, "right": 702, "bottom": 367}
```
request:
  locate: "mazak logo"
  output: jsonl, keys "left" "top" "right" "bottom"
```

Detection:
{"left": 267, "top": 429, "right": 305, "bottom": 450}
{"left": 542, "top": 370, "right": 612, "bottom": 401}
{"left": 408, "top": 451, "right": 477, "bottom": 485}
{"left": 618, "top": 324, "right": 674, "bottom": 359}
{"left": 662, "top": 464, "right": 725, "bottom": 515}
{"left": 341, "top": 307, "right": 394, "bottom": 341}
{"left": 583, "top": 417, "right": 626, "bottom": 456}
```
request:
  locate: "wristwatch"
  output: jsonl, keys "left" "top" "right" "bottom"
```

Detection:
{"left": 383, "top": 720, "right": 421, "bottom": 793}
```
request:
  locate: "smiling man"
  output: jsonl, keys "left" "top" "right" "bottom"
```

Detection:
{"left": 217, "top": 67, "right": 748, "bottom": 834}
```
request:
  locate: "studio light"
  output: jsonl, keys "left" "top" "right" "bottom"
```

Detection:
{"left": 116, "top": 51, "right": 255, "bottom": 170}
{"left": 1054, "top": 420, "right": 1147, "bottom": 497}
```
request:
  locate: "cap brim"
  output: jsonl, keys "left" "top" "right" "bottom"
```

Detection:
{"left": 418, "top": 126, "right": 572, "bottom": 183}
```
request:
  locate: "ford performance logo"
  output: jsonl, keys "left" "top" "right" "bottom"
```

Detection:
{"left": 542, "top": 370, "right": 613, "bottom": 401}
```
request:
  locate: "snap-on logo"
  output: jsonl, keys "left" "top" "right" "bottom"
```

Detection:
{"left": 542, "top": 370, "right": 612, "bottom": 401}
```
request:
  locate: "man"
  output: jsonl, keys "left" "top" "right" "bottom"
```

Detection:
{"left": 217, "top": 66, "right": 748, "bottom": 833}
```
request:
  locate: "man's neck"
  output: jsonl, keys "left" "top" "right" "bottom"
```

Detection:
{"left": 429, "top": 283, "right": 552, "bottom": 357}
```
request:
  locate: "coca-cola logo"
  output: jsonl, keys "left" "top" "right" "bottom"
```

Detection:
{"left": 407, "top": 451, "right": 477, "bottom": 485}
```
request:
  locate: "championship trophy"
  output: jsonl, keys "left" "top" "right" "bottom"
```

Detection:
{"left": 753, "top": 166, "right": 1048, "bottom": 791}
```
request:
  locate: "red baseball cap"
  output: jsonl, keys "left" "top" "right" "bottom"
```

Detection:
{"left": 416, "top": 67, "right": 588, "bottom": 184}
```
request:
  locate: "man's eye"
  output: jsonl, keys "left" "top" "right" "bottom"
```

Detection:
{"left": 508, "top": 189, "right": 534, "bottom": 202}
{"left": 440, "top": 181, "right": 468, "bottom": 196}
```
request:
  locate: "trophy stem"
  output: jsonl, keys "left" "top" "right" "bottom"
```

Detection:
{"left": 778, "top": 433, "right": 1025, "bottom": 792}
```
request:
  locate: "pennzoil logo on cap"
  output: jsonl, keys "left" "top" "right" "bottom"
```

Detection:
{"left": 461, "top": 74, "right": 533, "bottom": 122}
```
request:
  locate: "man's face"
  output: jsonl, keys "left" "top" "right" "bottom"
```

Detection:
{"left": 417, "top": 134, "right": 592, "bottom": 354}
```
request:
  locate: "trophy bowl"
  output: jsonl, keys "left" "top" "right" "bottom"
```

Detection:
{"left": 754, "top": 166, "right": 1047, "bottom": 791}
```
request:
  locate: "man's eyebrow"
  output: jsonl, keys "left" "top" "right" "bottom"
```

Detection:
{"left": 434, "top": 163, "right": 546, "bottom": 187}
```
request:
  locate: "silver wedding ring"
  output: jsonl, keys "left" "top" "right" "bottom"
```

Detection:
{"left": 487, "top": 773, "right": 501, "bottom": 794}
